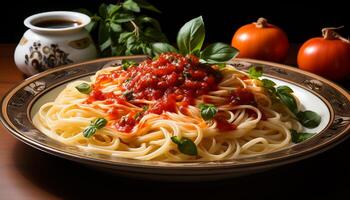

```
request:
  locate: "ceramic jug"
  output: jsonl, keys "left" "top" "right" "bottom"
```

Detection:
{"left": 14, "top": 11, "right": 97, "bottom": 76}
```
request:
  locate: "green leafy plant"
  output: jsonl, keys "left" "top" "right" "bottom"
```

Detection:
{"left": 152, "top": 16, "right": 239, "bottom": 65}
{"left": 77, "top": 0, "right": 167, "bottom": 57}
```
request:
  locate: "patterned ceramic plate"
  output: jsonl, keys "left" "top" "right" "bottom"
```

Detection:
{"left": 1, "top": 56, "right": 350, "bottom": 181}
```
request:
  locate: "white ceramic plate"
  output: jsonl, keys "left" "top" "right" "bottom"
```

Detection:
{"left": 1, "top": 56, "right": 350, "bottom": 181}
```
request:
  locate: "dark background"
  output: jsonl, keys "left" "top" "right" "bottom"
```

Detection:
{"left": 0, "top": 1, "right": 350, "bottom": 198}
{"left": 1, "top": 0, "right": 349, "bottom": 44}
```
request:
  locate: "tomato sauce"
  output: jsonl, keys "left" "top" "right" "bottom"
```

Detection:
{"left": 87, "top": 53, "right": 222, "bottom": 132}
{"left": 115, "top": 116, "right": 136, "bottom": 133}
{"left": 229, "top": 88, "right": 257, "bottom": 106}
{"left": 123, "top": 53, "right": 220, "bottom": 102}
{"left": 214, "top": 115, "right": 237, "bottom": 131}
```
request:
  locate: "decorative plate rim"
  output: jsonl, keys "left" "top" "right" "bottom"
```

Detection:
{"left": 1, "top": 56, "right": 350, "bottom": 171}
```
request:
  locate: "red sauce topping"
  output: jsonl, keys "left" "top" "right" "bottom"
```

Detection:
{"left": 115, "top": 116, "right": 136, "bottom": 133}
{"left": 229, "top": 88, "right": 256, "bottom": 106}
{"left": 214, "top": 115, "right": 237, "bottom": 131}
{"left": 124, "top": 53, "right": 220, "bottom": 103}
{"left": 147, "top": 94, "right": 177, "bottom": 115}
{"left": 87, "top": 53, "right": 222, "bottom": 132}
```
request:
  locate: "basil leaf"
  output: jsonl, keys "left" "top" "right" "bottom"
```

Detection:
{"left": 277, "top": 92, "right": 298, "bottom": 114}
{"left": 176, "top": 16, "right": 205, "bottom": 56}
{"left": 171, "top": 136, "right": 198, "bottom": 156}
{"left": 152, "top": 43, "right": 178, "bottom": 55}
{"left": 75, "top": 83, "right": 91, "bottom": 94}
{"left": 122, "top": 60, "right": 137, "bottom": 70}
{"left": 275, "top": 85, "right": 298, "bottom": 114}
{"left": 290, "top": 129, "right": 314, "bottom": 143}
{"left": 199, "top": 103, "right": 218, "bottom": 120}
{"left": 93, "top": 118, "right": 108, "bottom": 129}
{"left": 85, "top": 21, "right": 97, "bottom": 33}
{"left": 142, "top": 45, "right": 153, "bottom": 56}
{"left": 107, "top": 4, "right": 121, "bottom": 17}
{"left": 113, "top": 13, "right": 135, "bottom": 23}
{"left": 277, "top": 85, "right": 293, "bottom": 94}
{"left": 110, "top": 23, "right": 122, "bottom": 32}
{"left": 84, "top": 14, "right": 101, "bottom": 33}
{"left": 100, "top": 38, "right": 112, "bottom": 52}
{"left": 171, "top": 136, "right": 181, "bottom": 145}
{"left": 143, "top": 27, "right": 168, "bottom": 43}
{"left": 83, "top": 126, "right": 97, "bottom": 138}
{"left": 98, "top": 4, "right": 108, "bottom": 19}
{"left": 262, "top": 79, "right": 276, "bottom": 89}
{"left": 119, "top": 32, "right": 134, "bottom": 44}
{"left": 134, "top": 0, "right": 161, "bottom": 13}
{"left": 248, "top": 66, "right": 263, "bottom": 79}
{"left": 297, "top": 111, "right": 321, "bottom": 128}
{"left": 98, "top": 22, "right": 111, "bottom": 51}
{"left": 83, "top": 118, "right": 108, "bottom": 138}
{"left": 126, "top": 35, "right": 137, "bottom": 49}
{"left": 178, "top": 139, "right": 198, "bottom": 156}
{"left": 123, "top": 0, "right": 140, "bottom": 12}
{"left": 200, "top": 42, "right": 239, "bottom": 64}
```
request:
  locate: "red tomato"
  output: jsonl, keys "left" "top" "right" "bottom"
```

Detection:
{"left": 297, "top": 28, "right": 350, "bottom": 80}
{"left": 231, "top": 18, "right": 289, "bottom": 63}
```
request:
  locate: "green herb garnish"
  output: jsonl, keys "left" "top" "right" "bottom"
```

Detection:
{"left": 77, "top": 0, "right": 167, "bottom": 57}
{"left": 248, "top": 66, "right": 263, "bottom": 79}
{"left": 290, "top": 129, "right": 314, "bottom": 143}
{"left": 171, "top": 136, "right": 198, "bottom": 156}
{"left": 176, "top": 16, "right": 205, "bottom": 55}
{"left": 75, "top": 83, "right": 92, "bottom": 94}
{"left": 251, "top": 67, "right": 322, "bottom": 129}
{"left": 276, "top": 86, "right": 298, "bottom": 114}
{"left": 83, "top": 126, "right": 98, "bottom": 138}
{"left": 94, "top": 118, "right": 108, "bottom": 129}
{"left": 122, "top": 0, "right": 140, "bottom": 12}
{"left": 200, "top": 42, "right": 239, "bottom": 65}
{"left": 199, "top": 103, "right": 218, "bottom": 120}
{"left": 150, "top": 16, "right": 239, "bottom": 65}
{"left": 297, "top": 111, "right": 321, "bottom": 128}
{"left": 83, "top": 118, "right": 108, "bottom": 138}
{"left": 122, "top": 60, "right": 137, "bottom": 70}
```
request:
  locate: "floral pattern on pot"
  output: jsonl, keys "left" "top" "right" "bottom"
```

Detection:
{"left": 24, "top": 41, "right": 73, "bottom": 72}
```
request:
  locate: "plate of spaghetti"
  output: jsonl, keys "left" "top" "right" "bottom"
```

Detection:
{"left": 1, "top": 54, "right": 350, "bottom": 180}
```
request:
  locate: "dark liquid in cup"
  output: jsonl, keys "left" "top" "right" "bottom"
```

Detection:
{"left": 34, "top": 20, "right": 81, "bottom": 29}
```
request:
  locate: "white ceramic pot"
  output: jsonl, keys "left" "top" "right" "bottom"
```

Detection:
{"left": 14, "top": 11, "right": 98, "bottom": 76}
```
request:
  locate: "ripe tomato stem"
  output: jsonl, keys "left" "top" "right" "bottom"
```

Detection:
{"left": 322, "top": 26, "right": 349, "bottom": 43}
{"left": 255, "top": 17, "right": 268, "bottom": 28}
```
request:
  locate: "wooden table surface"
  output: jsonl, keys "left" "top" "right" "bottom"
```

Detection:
{"left": 1, "top": 44, "right": 350, "bottom": 200}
